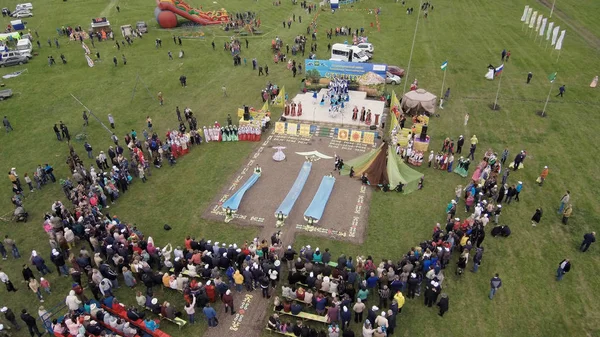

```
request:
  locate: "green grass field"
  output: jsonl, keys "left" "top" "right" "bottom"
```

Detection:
{"left": 1, "top": 0, "right": 600, "bottom": 336}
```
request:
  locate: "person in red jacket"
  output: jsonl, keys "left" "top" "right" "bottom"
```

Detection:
{"left": 205, "top": 281, "right": 216, "bottom": 303}
{"left": 222, "top": 289, "right": 235, "bottom": 315}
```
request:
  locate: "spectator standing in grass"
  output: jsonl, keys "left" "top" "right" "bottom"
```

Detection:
{"left": 580, "top": 232, "right": 596, "bottom": 252}
{"left": 489, "top": 273, "right": 502, "bottom": 300}
{"left": 556, "top": 259, "right": 571, "bottom": 281}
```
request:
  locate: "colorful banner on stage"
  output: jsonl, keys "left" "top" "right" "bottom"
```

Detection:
{"left": 286, "top": 122, "right": 297, "bottom": 135}
{"left": 275, "top": 122, "right": 285, "bottom": 134}
{"left": 350, "top": 130, "right": 362, "bottom": 142}
{"left": 299, "top": 124, "right": 311, "bottom": 137}
{"left": 237, "top": 108, "right": 245, "bottom": 118}
{"left": 274, "top": 86, "right": 285, "bottom": 107}
{"left": 362, "top": 132, "right": 375, "bottom": 145}
{"left": 338, "top": 128, "right": 349, "bottom": 141}
{"left": 305, "top": 59, "right": 387, "bottom": 82}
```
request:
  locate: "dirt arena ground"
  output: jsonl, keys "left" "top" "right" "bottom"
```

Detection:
{"left": 203, "top": 130, "right": 378, "bottom": 244}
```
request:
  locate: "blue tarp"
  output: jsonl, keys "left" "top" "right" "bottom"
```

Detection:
{"left": 222, "top": 172, "right": 260, "bottom": 212}
{"left": 304, "top": 176, "right": 336, "bottom": 221}
{"left": 275, "top": 161, "right": 312, "bottom": 217}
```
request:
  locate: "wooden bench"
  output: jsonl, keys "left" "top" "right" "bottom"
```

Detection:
{"left": 159, "top": 314, "right": 187, "bottom": 330}
{"left": 266, "top": 327, "right": 295, "bottom": 336}
{"left": 275, "top": 308, "right": 328, "bottom": 324}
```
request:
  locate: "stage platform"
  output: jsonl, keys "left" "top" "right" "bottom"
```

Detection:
{"left": 287, "top": 89, "right": 386, "bottom": 129}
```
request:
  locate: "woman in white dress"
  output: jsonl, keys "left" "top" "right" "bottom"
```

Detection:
{"left": 273, "top": 146, "right": 286, "bottom": 161}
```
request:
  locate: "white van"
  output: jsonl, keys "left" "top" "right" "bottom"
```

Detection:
{"left": 16, "top": 38, "right": 32, "bottom": 56}
{"left": 330, "top": 43, "right": 369, "bottom": 63}
{"left": 15, "top": 3, "right": 33, "bottom": 11}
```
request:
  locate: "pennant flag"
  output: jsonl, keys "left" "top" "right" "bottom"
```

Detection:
{"left": 548, "top": 72, "right": 557, "bottom": 83}
{"left": 555, "top": 30, "right": 566, "bottom": 50}
{"left": 274, "top": 86, "right": 285, "bottom": 107}
{"left": 546, "top": 22, "right": 554, "bottom": 40}
{"left": 261, "top": 100, "right": 269, "bottom": 113}
{"left": 82, "top": 42, "right": 91, "bottom": 55}
{"left": 529, "top": 11, "right": 537, "bottom": 28}
{"left": 440, "top": 61, "right": 448, "bottom": 71}
{"left": 2, "top": 69, "right": 26, "bottom": 79}
{"left": 525, "top": 7, "right": 533, "bottom": 24}
{"left": 520, "top": 5, "right": 529, "bottom": 22}
{"left": 535, "top": 14, "right": 543, "bottom": 32}
{"left": 495, "top": 64, "right": 504, "bottom": 76}
{"left": 539, "top": 18, "right": 547, "bottom": 36}
{"left": 85, "top": 54, "right": 95, "bottom": 68}
{"left": 551, "top": 26, "right": 560, "bottom": 45}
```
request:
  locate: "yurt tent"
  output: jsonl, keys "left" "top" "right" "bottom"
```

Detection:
{"left": 341, "top": 142, "right": 423, "bottom": 194}
{"left": 401, "top": 89, "right": 437, "bottom": 115}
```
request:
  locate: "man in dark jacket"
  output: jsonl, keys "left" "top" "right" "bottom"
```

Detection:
{"left": 437, "top": 293, "right": 449, "bottom": 317}
{"left": 20, "top": 309, "right": 43, "bottom": 337}
{"left": 471, "top": 247, "right": 484, "bottom": 273}
{"left": 556, "top": 259, "right": 571, "bottom": 281}
{"left": 1, "top": 307, "right": 20, "bottom": 330}
{"left": 580, "top": 232, "right": 596, "bottom": 252}
{"left": 284, "top": 246, "right": 297, "bottom": 270}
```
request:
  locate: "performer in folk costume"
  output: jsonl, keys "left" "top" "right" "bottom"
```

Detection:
{"left": 223, "top": 126, "right": 230, "bottom": 142}
{"left": 275, "top": 210, "right": 286, "bottom": 227}
{"left": 297, "top": 102, "right": 303, "bottom": 116}
{"left": 352, "top": 106, "right": 359, "bottom": 120}
{"left": 224, "top": 206, "right": 234, "bottom": 223}
{"left": 214, "top": 121, "right": 222, "bottom": 142}
{"left": 312, "top": 91, "right": 318, "bottom": 104}
{"left": 291, "top": 103, "right": 297, "bottom": 116}
{"left": 320, "top": 95, "right": 325, "bottom": 106}
{"left": 284, "top": 103, "right": 290, "bottom": 116}
{"left": 360, "top": 107, "right": 366, "bottom": 122}
{"left": 255, "top": 124, "right": 262, "bottom": 141}
{"left": 365, "top": 109, "right": 372, "bottom": 125}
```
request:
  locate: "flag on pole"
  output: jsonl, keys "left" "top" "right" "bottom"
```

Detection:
{"left": 551, "top": 26, "right": 560, "bottom": 45}
{"left": 81, "top": 42, "right": 91, "bottom": 55}
{"left": 440, "top": 61, "right": 448, "bottom": 71}
{"left": 525, "top": 7, "right": 533, "bottom": 24}
{"left": 555, "top": 30, "right": 566, "bottom": 50}
{"left": 520, "top": 5, "right": 529, "bottom": 22}
{"left": 529, "top": 11, "right": 537, "bottom": 28}
{"left": 548, "top": 72, "right": 557, "bottom": 83}
{"left": 535, "top": 14, "right": 543, "bottom": 32}
{"left": 539, "top": 18, "right": 547, "bottom": 36}
{"left": 274, "top": 86, "right": 285, "bottom": 107}
{"left": 85, "top": 55, "right": 95, "bottom": 68}
{"left": 546, "top": 22, "right": 554, "bottom": 40}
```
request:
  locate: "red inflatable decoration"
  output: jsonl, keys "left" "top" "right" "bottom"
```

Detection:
{"left": 156, "top": 10, "right": 178, "bottom": 28}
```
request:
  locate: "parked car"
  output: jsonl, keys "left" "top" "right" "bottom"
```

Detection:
{"left": 356, "top": 42, "right": 374, "bottom": 53}
{"left": 136, "top": 21, "right": 148, "bottom": 34}
{"left": 386, "top": 72, "right": 401, "bottom": 85}
{"left": 13, "top": 10, "right": 32, "bottom": 18}
{"left": 0, "top": 89, "right": 13, "bottom": 101}
{"left": 0, "top": 55, "right": 28, "bottom": 67}
{"left": 387, "top": 65, "right": 405, "bottom": 78}
{"left": 1, "top": 50, "right": 32, "bottom": 60}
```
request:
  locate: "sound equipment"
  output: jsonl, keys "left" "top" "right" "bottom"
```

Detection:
{"left": 420, "top": 124, "right": 428, "bottom": 141}
{"left": 369, "top": 125, "right": 377, "bottom": 130}
{"left": 243, "top": 106, "right": 250, "bottom": 121}
{"left": 280, "top": 117, "right": 287, "bottom": 122}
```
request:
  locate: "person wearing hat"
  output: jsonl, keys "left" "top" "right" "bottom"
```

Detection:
{"left": 437, "top": 293, "right": 449, "bottom": 317}
{"left": 352, "top": 298, "right": 365, "bottom": 323}
{"left": 1, "top": 307, "right": 20, "bottom": 330}
{"left": 538, "top": 166, "right": 549, "bottom": 186}
{"left": 222, "top": 289, "right": 235, "bottom": 315}
{"left": 0, "top": 268, "right": 17, "bottom": 292}
{"left": 20, "top": 309, "right": 43, "bottom": 337}
{"left": 202, "top": 303, "right": 218, "bottom": 327}
{"left": 424, "top": 280, "right": 440, "bottom": 307}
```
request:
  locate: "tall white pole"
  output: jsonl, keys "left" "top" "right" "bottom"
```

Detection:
{"left": 440, "top": 67, "right": 447, "bottom": 98}
{"left": 550, "top": 0, "right": 557, "bottom": 18}
{"left": 542, "top": 77, "right": 556, "bottom": 117}
{"left": 403, "top": 0, "right": 423, "bottom": 94}
{"left": 493, "top": 68, "right": 504, "bottom": 110}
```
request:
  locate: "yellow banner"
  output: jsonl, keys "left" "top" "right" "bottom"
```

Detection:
{"left": 274, "top": 86, "right": 285, "bottom": 107}
{"left": 350, "top": 130, "right": 362, "bottom": 142}
{"left": 274, "top": 122, "right": 285, "bottom": 134}
{"left": 286, "top": 122, "right": 297, "bottom": 135}
{"left": 391, "top": 90, "right": 400, "bottom": 111}
{"left": 362, "top": 132, "right": 375, "bottom": 145}
{"left": 237, "top": 108, "right": 245, "bottom": 118}
{"left": 338, "top": 128, "right": 349, "bottom": 141}
{"left": 261, "top": 101, "right": 269, "bottom": 113}
{"left": 299, "top": 124, "right": 311, "bottom": 137}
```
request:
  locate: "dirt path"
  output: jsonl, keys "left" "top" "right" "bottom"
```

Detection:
{"left": 537, "top": 0, "right": 600, "bottom": 50}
